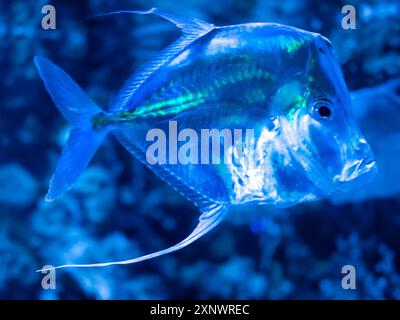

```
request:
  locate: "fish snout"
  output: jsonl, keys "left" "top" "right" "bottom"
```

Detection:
{"left": 335, "top": 139, "right": 377, "bottom": 187}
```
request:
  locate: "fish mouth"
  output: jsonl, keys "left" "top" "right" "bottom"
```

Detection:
{"left": 334, "top": 157, "right": 377, "bottom": 187}
{"left": 295, "top": 151, "right": 377, "bottom": 194}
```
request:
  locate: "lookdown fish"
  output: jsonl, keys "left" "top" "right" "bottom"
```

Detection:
{"left": 35, "top": 8, "right": 376, "bottom": 271}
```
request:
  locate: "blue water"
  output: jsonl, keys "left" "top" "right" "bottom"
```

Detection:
{"left": 1, "top": 0, "right": 400, "bottom": 299}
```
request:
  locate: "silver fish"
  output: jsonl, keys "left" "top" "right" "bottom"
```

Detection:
{"left": 35, "top": 8, "right": 376, "bottom": 270}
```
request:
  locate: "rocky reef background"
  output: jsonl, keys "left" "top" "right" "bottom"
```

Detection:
{"left": 1, "top": 0, "right": 400, "bottom": 299}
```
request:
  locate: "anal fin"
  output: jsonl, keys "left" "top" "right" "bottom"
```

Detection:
{"left": 37, "top": 203, "right": 227, "bottom": 271}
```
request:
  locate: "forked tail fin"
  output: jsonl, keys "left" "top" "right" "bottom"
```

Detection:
{"left": 37, "top": 204, "right": 227, "bottom": 272}
{"left": 34, "top": 56, "right": 108, "bottom": 201}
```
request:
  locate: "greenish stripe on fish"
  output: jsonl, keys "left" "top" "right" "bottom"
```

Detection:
{"left": 101, "top": 63, "right": 273, "bottom": 123}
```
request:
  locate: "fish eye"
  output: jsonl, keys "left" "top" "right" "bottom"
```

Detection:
{"left": 318, "top": 105, "right": 331, "bottom": 117}
{"left": 312, "top": 100, "right": 334, "bottom": 120}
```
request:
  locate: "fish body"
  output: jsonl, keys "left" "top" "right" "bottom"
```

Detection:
{"left": 34, "top": 8, "right": 376, "bottom": 270}
{"left": 107, "top": 21, "right": 373, "bottom": 207}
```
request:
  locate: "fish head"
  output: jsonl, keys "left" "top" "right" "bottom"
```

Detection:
{"left": 276, "top": 34, "right": 376, "bottom": 198}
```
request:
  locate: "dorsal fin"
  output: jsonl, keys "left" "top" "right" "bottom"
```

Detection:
{"left": 97, "top": 8, "right": 214, "bottom": 112}
{"left": 90, "top": 8, "right": 213, "bottom": 36}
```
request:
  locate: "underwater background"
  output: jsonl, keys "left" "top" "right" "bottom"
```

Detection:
{"left": 1, "top": 0, "right": 400, "bottom": 299}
